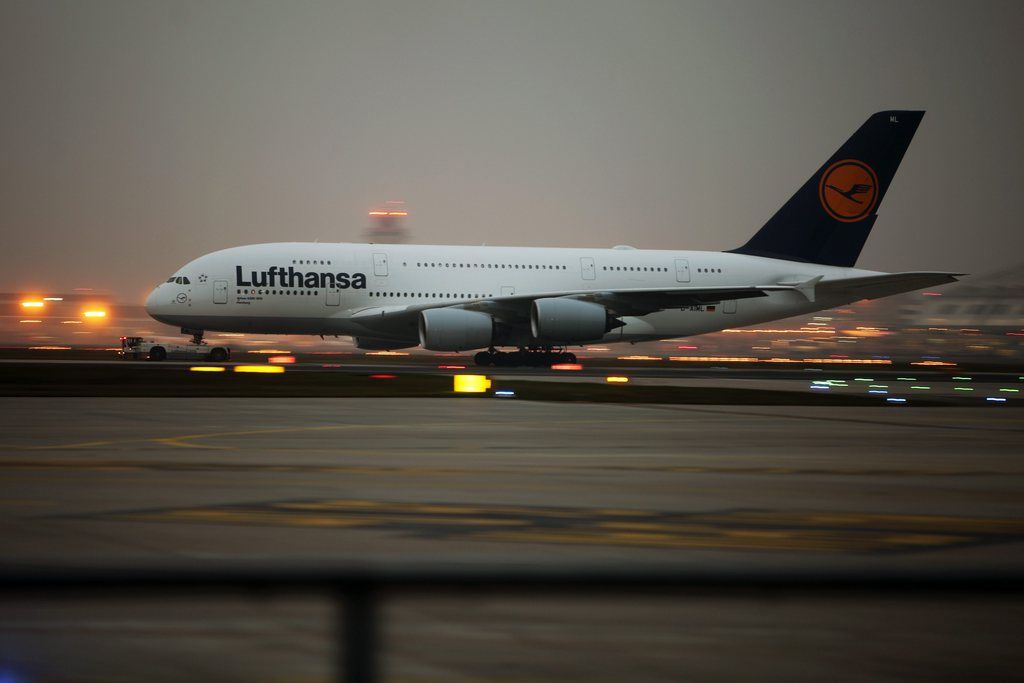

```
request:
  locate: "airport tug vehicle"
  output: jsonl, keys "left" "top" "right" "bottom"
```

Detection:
{"left": 118, "top": 335, "right": 231, "bottom": 362}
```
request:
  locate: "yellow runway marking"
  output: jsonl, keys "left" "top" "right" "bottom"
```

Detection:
{"left": 0, "top": 417, "right": 675, "bottom": 452}
{"left": 102, "top": 499, "right": 1024, "bottom": 555}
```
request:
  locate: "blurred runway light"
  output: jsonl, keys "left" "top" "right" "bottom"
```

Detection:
{"left": 454, "top": 375, "right": 491, "bottom": 393}
{"left": 369, "top": 374, "right": 396, "bottom": 379}
{"left": 606, "top": 376, "right": 630, "bottom": 383}
{"left": 493, "top": 389, "right": 516, "bottom": 398}
{"left": 234, "top": 365, "right": 284, "bottom": 374}
{"left": 887, "top": 398, "right": 908, "bottom": 403}
{"left": 190, "top": 366, "right": 226, "bottom": 372}
{"left": 551, "top": 363, "right": 583, "bottom": 371}
{"left": 20, "top": 300, "right": 44, "bottom": 309}
{"left": 268, "top": 355, "right": 296, "bottom": 364}
{"left": 987, "top": 397, "right": 1007, "bottom": 403}
{"left": 82, "top": 309, "right": 106, "bottom": 318}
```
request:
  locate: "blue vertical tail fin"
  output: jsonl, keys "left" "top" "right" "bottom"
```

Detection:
{"left": 730, "top": 110, "right": 924, "bottom": 267}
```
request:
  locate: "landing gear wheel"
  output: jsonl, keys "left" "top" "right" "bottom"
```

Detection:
{"left": 474, "top": 351, "right": 492, "bottom": 367}
{"left": 209, "top": 348, "right": 228, "bottom": 363}
{"left": 149, "top": 347, "right": 167, "bottom": 361}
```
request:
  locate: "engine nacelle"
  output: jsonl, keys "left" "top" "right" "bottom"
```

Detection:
{"left": 530, "top": 298, "right": 609, "bottom": 342}
{"left": 418, "top": 308, "right": 494, "bottom": 351}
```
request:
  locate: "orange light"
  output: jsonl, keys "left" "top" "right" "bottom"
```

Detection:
{"left": 386, "top": 211, "right": 408, "bottom": 216}
{"left": 910, "top": 360, "right": 956, "bottom": 367}
{"left": 368, "top": 211, "right": 388, "bottom": 216}
{"left": 20, "top": 300, "right": 45, "bottom": 309}
{"left": 669, "top": 356, "right": 758, "bottom": 362}
{"left": 606, "top": 376, "right": 630, "bottom": 383}
{"left": 268, "top": 355, "right": 296, "bottom": 364}
{"left": 249, "top": 349, "right": 291, "bottom": 354}
{"left": 551, "top": 363, "right": 583, "bottom": 371}
{"left": 83, "top": 310, "right": 107, "bottom": 318}
{"left": 19, "top": 319, "right": 42, "bottom": 324}
{"left": 616, "top": 355, "right": 661, "bottom": 361}
{"left": 438, "top": 364, "right": 466, "bottom": 369}
{"left": 369, "top": 374, "right": 396, "bottom": 379}
{"left": 366, "top": 351, "right": 410, "bottom": 356}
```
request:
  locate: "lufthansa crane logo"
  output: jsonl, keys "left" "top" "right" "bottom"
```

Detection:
{"left": 818, "top": 159, "right": 879, "bottom": 223}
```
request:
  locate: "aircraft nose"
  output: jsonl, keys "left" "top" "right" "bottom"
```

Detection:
{"left": 144, "top": 287, "right": 162, "bottom": 318}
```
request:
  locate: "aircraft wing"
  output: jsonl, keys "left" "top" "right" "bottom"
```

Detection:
{"left": 347, "top": 284, "right": 799, "bottom": 336}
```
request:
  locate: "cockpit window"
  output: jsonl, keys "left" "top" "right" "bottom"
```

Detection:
{"left": 166, "top": 277, "right": 175, "bottom": 283}
{"left": 181, "top": 277, "right": 190, "bottom": 285}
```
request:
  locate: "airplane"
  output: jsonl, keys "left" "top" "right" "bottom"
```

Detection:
{"left": 145, "top": 110, "right": 961, "bottom": 366}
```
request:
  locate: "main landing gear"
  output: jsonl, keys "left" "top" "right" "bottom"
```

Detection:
{"left": 473, "top": 347, "right": 577, "bottom": 367}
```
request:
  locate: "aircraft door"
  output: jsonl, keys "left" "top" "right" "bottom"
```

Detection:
{"left": 372, "top": 252, "right": 389, "bottom": 277}
{"left": 723, "top": 300, "right": 737, "bottom": 314}
{"left": 674, "top": 259, "right": 691, "bottom": 283}
{"left": 580, "top": 257, "right": 596, "bottom": 281}
{"left": 213, "top": 280, "right": 228, "bottom": 304}
{"left": 325, "top": 289, "right": 341, "bottom": 306}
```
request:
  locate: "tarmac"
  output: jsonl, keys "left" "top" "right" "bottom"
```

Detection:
{"left": 1, "top": 396, "right": 1023, "bottom": 681}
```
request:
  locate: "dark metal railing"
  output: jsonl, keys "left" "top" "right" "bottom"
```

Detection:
{"left": 0, "top": 568, "right": 1020, "bottom": 683}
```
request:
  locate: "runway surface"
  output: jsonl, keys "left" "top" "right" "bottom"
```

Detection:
{"left": 1, "top": 396, "right": 1023, "bottom": 681}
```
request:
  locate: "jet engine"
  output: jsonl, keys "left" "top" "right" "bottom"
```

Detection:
{"left": 530, "top": 297, "right": 612, "bottom": 342}
{"left": 418, "top": 308, "right": 494, "bottom": 351}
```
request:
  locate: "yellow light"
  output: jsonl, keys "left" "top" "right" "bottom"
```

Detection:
{"left": 454, "top": 374, "right": 491, "bottom": 393}
{"left": 19, "top": 319, "right": 42, "bottom": 323}
{"left": 248, "top": 348, "right": 291, "bottom": 354}
{"left": 190, "top": 366, "right": 226, "bottom": 372}
{"left": 234, "top": 365, "right": 285, "bottom": 374}
{"left": 83, "top": 310, "right": 107, "bottom": 318}
{"left": 616, "top": 355, "right": 661, "bottom": 361}
{"left": 20, "top": 300, "right": 44, "bottom": 309}
{"left": 606, "top": 376, "right": 630, "bottom": 383}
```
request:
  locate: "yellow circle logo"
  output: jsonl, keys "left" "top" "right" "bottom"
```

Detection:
{"left": 818, "top": 159, "right": 879, "bottom": 223}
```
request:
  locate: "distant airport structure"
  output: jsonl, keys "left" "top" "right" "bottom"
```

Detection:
{"left": 364, "top": 200, "right": 409, "bottom": 244}
{"left": 909, "top": 262, "right": 1024, "bottom": 332}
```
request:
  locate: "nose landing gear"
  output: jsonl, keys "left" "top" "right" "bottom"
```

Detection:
{"left": 474, "top": 347, "right": 577, "bottom": 367}
{"left": 182, "top": 328, "right": 205, "bottom": 345}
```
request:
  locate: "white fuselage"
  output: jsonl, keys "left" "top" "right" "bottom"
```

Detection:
{"left": 145, "top": 242, "right": 880, "bottom": 346}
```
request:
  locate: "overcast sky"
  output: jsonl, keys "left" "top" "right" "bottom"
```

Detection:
{"left": 1, "top": 0, "right": 1021, "bottom": 301}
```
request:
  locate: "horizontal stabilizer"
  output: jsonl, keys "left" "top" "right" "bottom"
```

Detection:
{"left": 819, "top": 272, "right": 963, "bottom": 301}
